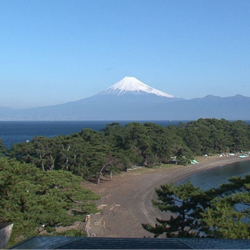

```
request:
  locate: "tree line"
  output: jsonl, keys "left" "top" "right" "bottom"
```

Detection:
{"left": 1, "top": 118, "right": 250, "bottom": 180}
{"left": 1, "top": 118, "right": 250, "bottom": 244}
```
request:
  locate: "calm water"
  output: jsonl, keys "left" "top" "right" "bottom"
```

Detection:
{"left": 179, "top": 160, "right": 250, "bottom": 189}
{"left": 0, "top": 120, "right": 183, "bottom": 148}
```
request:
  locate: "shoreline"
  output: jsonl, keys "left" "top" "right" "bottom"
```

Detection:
{"left": 174, "top": 155, "right": 250, "bottom": 184}
{"left": 170, "top": 154, "right": 250, "bottom": 186}
{"left": 83, "top": 155, "right": 250, "bottom": 238}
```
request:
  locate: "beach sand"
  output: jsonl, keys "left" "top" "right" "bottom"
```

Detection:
{"left": 82, "top": 155, "right": 250, "bottom": 238}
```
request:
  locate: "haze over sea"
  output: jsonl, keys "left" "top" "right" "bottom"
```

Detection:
{"left": 1, "top": 120, "right": 250, "bottom": 190}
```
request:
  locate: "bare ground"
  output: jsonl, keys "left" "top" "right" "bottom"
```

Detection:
{"left": 82, "top": 155, "right": 250, "bottom": 238}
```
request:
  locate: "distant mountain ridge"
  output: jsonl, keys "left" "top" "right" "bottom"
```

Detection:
{"left": 0, "top": 77, "right": 249, "bottom": 120}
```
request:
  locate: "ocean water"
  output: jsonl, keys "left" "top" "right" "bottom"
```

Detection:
{"left": 0, "top": 120, "right": 183, "bottom": 148}
{"left": 179, "top": 160, "right": 250, "bottom": 189}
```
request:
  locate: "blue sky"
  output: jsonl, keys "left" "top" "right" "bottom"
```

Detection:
{"left": 1, "top": 0, "right": 250, "bottom": 108}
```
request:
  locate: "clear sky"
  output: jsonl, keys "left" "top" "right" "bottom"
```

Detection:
{"left": 1, "top": 0, "right": 250, "bottom": 108}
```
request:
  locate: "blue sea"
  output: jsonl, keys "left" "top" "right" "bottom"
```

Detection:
{"left": 180, "top": 160, "right": 250, "bottom": 189}
{"left": 0, "top": 120, "right": 249, "bottom": 189}
{"left": 0, "top": 120, "right": 183, "bottom": 149}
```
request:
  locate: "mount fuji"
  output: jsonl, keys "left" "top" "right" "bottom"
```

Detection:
{"left": 0, "top": 77, "right": 250, "bottom": 120}
{"left": 99, "top": 76, "right": 174, "bottom": 98}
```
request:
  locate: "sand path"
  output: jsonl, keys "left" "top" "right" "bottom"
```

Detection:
{"left": 82, "top": 155, "right": 250, "bottom": 238}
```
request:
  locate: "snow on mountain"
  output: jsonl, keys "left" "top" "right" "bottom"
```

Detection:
{"left": 1, "top": 74, "right": 250, "bottom": 120}
{"left": 100, "top": 77, "right": 174, "bottom": 98}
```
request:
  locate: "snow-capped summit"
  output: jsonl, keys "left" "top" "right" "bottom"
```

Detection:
{"left": 101, "top": 77, "right": 174, "bottom": 98}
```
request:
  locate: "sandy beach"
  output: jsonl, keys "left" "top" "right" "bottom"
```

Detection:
{"left": 82, "top": 155, "right": 250, "bottom": 238}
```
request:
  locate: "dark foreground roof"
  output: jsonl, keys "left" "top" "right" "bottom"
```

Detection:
{"left": 11, "top": 236, "right": 250, "bottom": 249}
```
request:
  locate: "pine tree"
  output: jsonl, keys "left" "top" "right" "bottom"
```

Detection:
{"left": 0, "top": 158, "right": 99, "bottom": 245}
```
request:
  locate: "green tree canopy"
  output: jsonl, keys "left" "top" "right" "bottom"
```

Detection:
{"left": 6, "top": 119, "right": 250, "bottom": 179}
{"left": 0, "top": 138, "right": 7, "bottom": 156}
{"left": 143, "top": 175, "right": 250, "bottom": 239}
{"left": 0, "top": 158, "right": 99, "bottom": 245}
{"left": 202, "top": 175, "right": 250, "bottom": 238}
{"left": 142, "top": 182, "right": 208, "bottom": 237}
